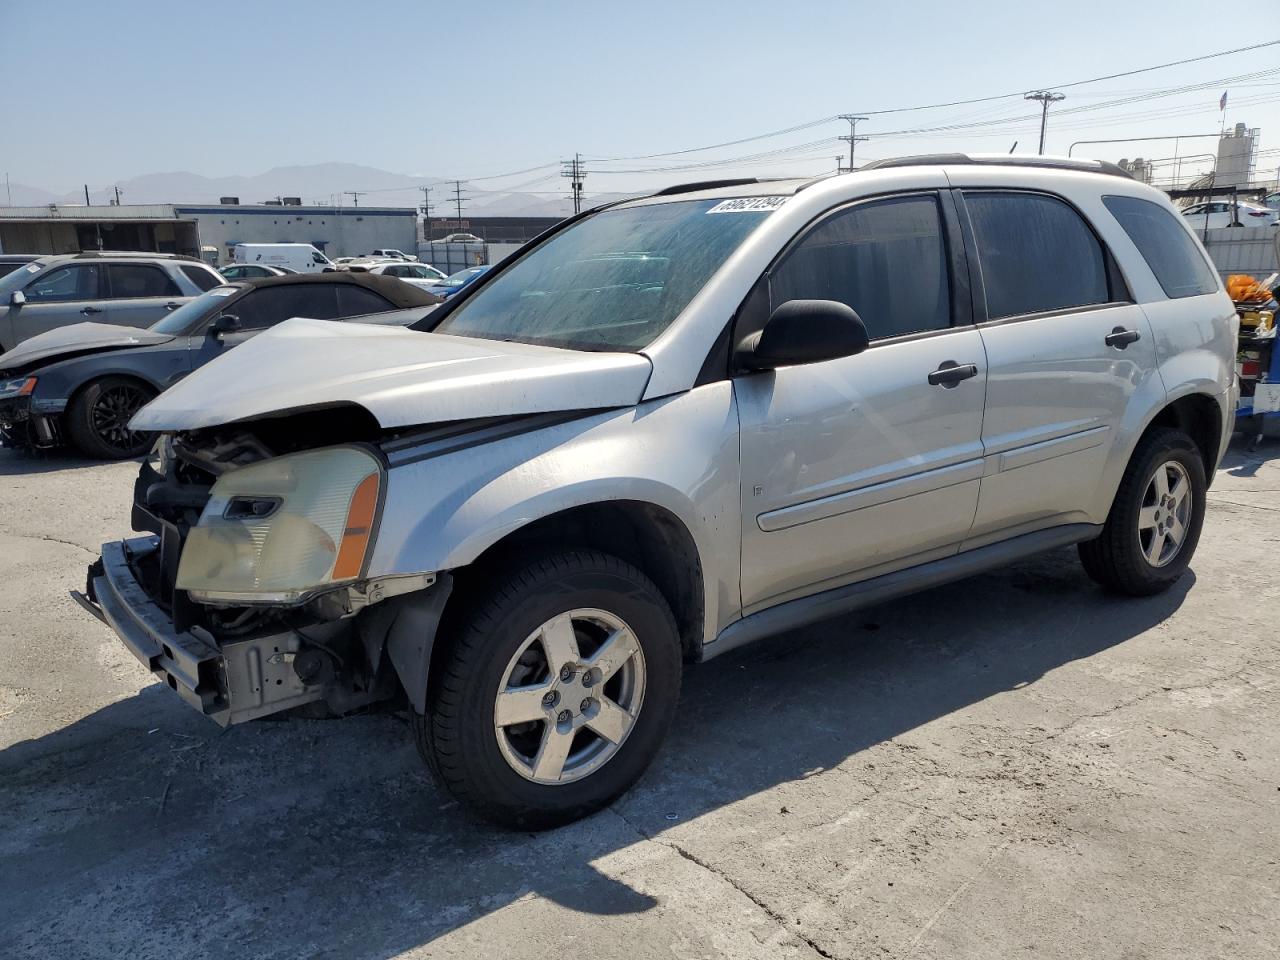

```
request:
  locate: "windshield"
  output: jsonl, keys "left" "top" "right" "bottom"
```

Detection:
{"left": 432, "top": 198, "right": 776, "bottom": 350}
{"left": 0, "top": 259, "right": 47, "bottom": 298}
{"left": 442, "top": 268, "right": 484, "bottom": 287}
{"left": 149, "top": 285, "right": 240, "bottom": 334}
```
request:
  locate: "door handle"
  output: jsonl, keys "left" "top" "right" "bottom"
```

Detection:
{"left": 80, "top": 306, "right": 102, "bottom": 315}
{"left": 1105, "top": 326, "right": 1142, "bottom": 349}
{"left": 927, "top": 361, "right": 979, "bottom": 388}
{"left": 164, "top": 302, "right": 180, "bottom": 311}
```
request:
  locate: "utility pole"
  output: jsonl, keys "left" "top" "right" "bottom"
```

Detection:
{"left": 451, "top": 180, "right": 469, "bottom": 224}
{"left": 1024, "top": 91, "right": 1065, "bottom": 155}
{"left": 835, "top": 156, "right": 847, "bottom": 174}
{"left": 113, "top": 185, "right": 122, "bottom": 206}
{"left": 561, "top": 153, "right": 586, "bottom": 214}
{"left": 418, "top": 185, "right": 432, "bottom": 217}
{"left": 4, "top": 171, "right": 10, "bottom": 206}
{"left": 344, "top": 191, "right": 365, "bottom": 207}
{"left": 838, "top": 115, "right": 868, "bottom": 171}
{"left": 84, "top": 184, "right": 91, "bottom": 205}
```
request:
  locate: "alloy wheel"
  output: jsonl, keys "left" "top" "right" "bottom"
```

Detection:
{"left": 91, "top": 384, "right": 149, "bottom": 454}
{"left": 1138, "top": 459, "right": 1192, "bottom": 567}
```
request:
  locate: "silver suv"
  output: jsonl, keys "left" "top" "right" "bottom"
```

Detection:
{"left": 0, "top": 252, "right": 223, "bottom": 351}
{"left": 78, "top": 156, "right": 1237, "bottom": 828}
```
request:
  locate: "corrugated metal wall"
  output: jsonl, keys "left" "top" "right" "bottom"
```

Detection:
{"left": 1200, "top": 226, "right": 1279, "bottom": 280}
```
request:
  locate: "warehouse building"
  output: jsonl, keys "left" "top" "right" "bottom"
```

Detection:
{"left": 0, "top": 202, "right": 418, "bottom": 263}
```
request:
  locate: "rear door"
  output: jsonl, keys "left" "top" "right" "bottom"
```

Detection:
{"left": 10, "top": 262, "right": 105, "bottom": 344}
{"left": 103, "top": 263, "right": 187, "bottom": 328}
{"left": 736, "top": 190, "right": 988, "bottom": 612}
{"left": 958, "top": 189, "right": 1160, "bottom": 542}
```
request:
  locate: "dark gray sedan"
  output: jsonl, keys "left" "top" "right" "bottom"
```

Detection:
{"left": 0, "top": 272, "right": 439, "bottom": 459}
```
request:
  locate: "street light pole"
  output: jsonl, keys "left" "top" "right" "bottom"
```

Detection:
{"left": 1024, "top": 91, "right": 1065, "bottom": 154}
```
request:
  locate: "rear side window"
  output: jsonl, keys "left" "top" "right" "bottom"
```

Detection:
{"left": 336, "top": 285, "right": 394, "bottom": 316}
{"left": 1102, "top": 195, "right": 1219, "bottom": 299}
{"left": 181, "top": 265, "right": 222, "bottom": 292}
{"left": 233, "top": 285, "right": 341, "bottom": 329}
{"left": 23, "top": 264, "right": 101, "bottom": 302}
{"left": 105, "top": 263, "right": 181, "bottom": 299}
{"left": 770, "top": 194, "right": 952, "bottom": 340}
{"left": 965, "top": 192, "right": 1109, "bottom": 320}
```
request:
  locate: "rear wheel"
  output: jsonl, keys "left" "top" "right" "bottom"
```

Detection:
{"left": 416, "top": 550, "right": 682, "bottom": 829}
{"left": 1078, "top": 428, "right": 1206, "bottom": 595}
{"left": 66, "top": 376, "right": 155, "bottom": 460}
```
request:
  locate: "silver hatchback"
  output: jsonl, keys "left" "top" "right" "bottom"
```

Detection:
{"left": 80, "top": 155, "right": 1237, "bottom": 828}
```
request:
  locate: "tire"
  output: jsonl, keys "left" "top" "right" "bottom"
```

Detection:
{"left": 65, "top": 376, "right": 156, "bottom": 460}
{"left": 1078, "top": 428, "right": 1207, "bottom": 596}
{"left": 416, "top": 549, "right": 682, "bottom": 829}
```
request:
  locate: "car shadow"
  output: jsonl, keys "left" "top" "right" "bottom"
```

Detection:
{"left": 1222, "top": 431, "right": 1280, "bottom": 478}
{"left": 0, "top": 548, "right": 1194, "bottom": 957}
{"left": 0, "top": 446, "right": 135, "bottom": 475}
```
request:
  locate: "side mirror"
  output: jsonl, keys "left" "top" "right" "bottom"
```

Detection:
{"left": 210, "top": 314, "right": 241, "bottom": 336}
{"left": 10, "top": 290, "right": 26, "bottom": 306}
{"left": 740, "top": 299, "right": 869, "bottom": 370}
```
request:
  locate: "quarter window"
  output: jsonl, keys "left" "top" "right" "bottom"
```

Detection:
{"left": 769, "top": 194, "right": 952, "bottom": 340}
{"left": 181, "top": 265, "right": 223, "bottom": 292}
{"left": 965, "top": 192, "right": 1110, "bottom": 320}
{"left": 24, "top": 264, "right": 101, "bottom": 302}
{"left": 336, "top": 286, "right": 394, "bottom": 316}
{"left": 1103, "top": 195, "right": 1219, "bottom": 299}
{"left": 105, "top": 263, "right": 181, "bottom": 299}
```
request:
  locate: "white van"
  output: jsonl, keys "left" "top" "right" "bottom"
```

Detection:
{"left": 233, "top": 243, "right": 335, "bottom": 274}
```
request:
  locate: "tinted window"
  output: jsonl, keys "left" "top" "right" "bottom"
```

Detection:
{"left": 965, "top": 192, "right": 1109, "bottom": 319}
{"left": 770, "top": 194, "right": 951, "bottom": 339}
{"left": 24, "top": 264, "right": 101, "bottom": 302}
{"left": 336, "top": 285, "right": 394, "bottom": 316}
{"left": 382, "top": 265, "right": 405, "bottom": 277}
{"left": 181, "top": 265, "right": 222, "bottom": 292}
{"left": 106, "top": 263, "right": 181, "bottom": 299}
{"left": 1103, "top": 195, "right": 1219, "bottom": 299}
{"left": 232, "top": 284, "right": 341, "bottom": 329}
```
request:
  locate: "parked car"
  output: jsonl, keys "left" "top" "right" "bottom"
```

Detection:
{"left": 1263, "top": 191, "right": 1279, "bottom": 212}
{"left": 0, "top": 252, "right": 225, "bottom": 352}
{"left": 219, "top": 263, "right": 298, "bottom": 280}
{"left": 369, "top": 248, "right": 416, "bottom": 261}
{"left": 233, "top": 243, "right": 336, "bottom": 274}
{"left": 0, "top": 254, "right": 42, "bottom": 279}
{"left": 349, "top": 261, "right": 447, "bottom": 291}
{"left": 78, "top": 155, "right": 1236, "bottom": 829}
{"left": 0, "top": 273, "right": 439, "bottom": 458}
{"left": 432, "top": 265, "right": 490, "bottom": 298}
{"left": 1180, "top": 199, "right": 1279, "bottom": 229}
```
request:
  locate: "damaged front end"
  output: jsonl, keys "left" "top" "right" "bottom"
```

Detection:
{"left": 75, "top": 420, "right": 450, "bottom": 726}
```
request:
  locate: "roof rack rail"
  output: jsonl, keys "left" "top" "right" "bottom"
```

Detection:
{"left": 860, "top": 153, "right": 1132, "bottom": 180}
{"left": 72, "top": 250, "right": 202, "bottom": 262}
{"left": 651, "top": 178, "right": 761, "bottom": 197}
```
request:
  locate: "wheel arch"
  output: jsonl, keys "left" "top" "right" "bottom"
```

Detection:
{"left": 1139, "top": 391, "right": 1225, "bottom": 485}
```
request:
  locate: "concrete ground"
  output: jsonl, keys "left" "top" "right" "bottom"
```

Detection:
{"left": 1, "top": 442, "right": 1277, "bottom": 960}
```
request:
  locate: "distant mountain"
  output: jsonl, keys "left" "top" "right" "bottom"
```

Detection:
{"left": 10, "top": 163, "right": 633, "bottom": 217}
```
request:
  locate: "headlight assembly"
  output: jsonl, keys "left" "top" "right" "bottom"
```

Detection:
{"left": 0, "top": 376, "right": 36, "bottom": 399}
{"left": 176, "top": 446, "right": 383, "bottom": 604}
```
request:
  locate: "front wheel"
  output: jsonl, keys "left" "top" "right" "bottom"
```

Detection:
{"left": 415, "top": 550, "right": 682, "bottom": 829}
{"left": 1078, "top": 428, "right": 1207, "bottom": 595}
{"left": 65, "top": 376, "right": 155, "bottom": 459}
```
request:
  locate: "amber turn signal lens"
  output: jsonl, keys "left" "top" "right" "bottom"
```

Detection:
{"left": 332, "top": 472, "right": 379, "bottom": 580}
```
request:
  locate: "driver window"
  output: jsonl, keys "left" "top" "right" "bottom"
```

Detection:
{"left": 769, "top": 194, "right": 952, "bottom": 340}
{"left": 24, "top": 264, "right": 101, "bottom": 302}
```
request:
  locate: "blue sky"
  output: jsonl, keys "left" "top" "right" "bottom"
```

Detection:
{"left": 2, "top": 0, "right": 1277, "bottom": 198}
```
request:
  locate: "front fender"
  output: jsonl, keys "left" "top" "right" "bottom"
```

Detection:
{"left": 29, "top": 347, "right": 187, "bottom": 407}
{"left": 368, "top": 381, "right": 743, "bottom": 643}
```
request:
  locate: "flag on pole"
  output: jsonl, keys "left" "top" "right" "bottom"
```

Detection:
{"left": 1220, "top": 90, "right": 1228, "bottom": 111}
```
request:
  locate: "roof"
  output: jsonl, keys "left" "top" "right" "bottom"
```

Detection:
{"left": 859, "top": 153, "right": 1132, "bottom": 179}
{"left": 241, "top": 269, "right": 442, "bottom": 308}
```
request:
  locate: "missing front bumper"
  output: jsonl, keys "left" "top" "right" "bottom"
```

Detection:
{"left": 81, "top": 537, "right": 327, "bottom": 726}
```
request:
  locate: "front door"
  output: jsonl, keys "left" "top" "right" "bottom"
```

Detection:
{"left": 957, "top": 190, "right": 1161, "bottom": 541}
{"left": 10, "top": 262, "right": 105, "bottom": 345}
{"left": 736, "top": 192, "right": 988, "bottom": 612}
{"left": 103, "top": 263, "right": 188, "bottom": 328}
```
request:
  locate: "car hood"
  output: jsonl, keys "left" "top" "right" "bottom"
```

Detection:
{"left": 0, "top": 322, "right": 175, "bottom": 373}
{"left": 131, "top": 316, "right": 653, "bottom": 431}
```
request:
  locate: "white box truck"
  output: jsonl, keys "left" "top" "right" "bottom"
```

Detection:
{"left": 233, "top": 243, "right": 335, "bottom": 274}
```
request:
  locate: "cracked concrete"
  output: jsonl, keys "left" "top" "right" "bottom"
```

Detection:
{"left": 1, "top": 442, "right": 1279, "bottom": 960}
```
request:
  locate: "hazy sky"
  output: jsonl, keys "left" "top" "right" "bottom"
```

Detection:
{"left": 2, "top": 0, "right": 1277, "bottom": 199}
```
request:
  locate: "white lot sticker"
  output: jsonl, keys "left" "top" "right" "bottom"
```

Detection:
{"left": 706, "top": 196, "right": 789, "bottom": 214}
{"left": 25, "top": 263, "right": 41, "bottom": 273}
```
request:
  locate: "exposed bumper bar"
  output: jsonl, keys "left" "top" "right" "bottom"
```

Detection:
{"left": 81, "top": 537, "right": 325, "bottom": 726}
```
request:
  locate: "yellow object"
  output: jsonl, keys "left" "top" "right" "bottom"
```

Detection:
{"left": 1227, "top": 274, "right": 1272, "bottom": 303}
